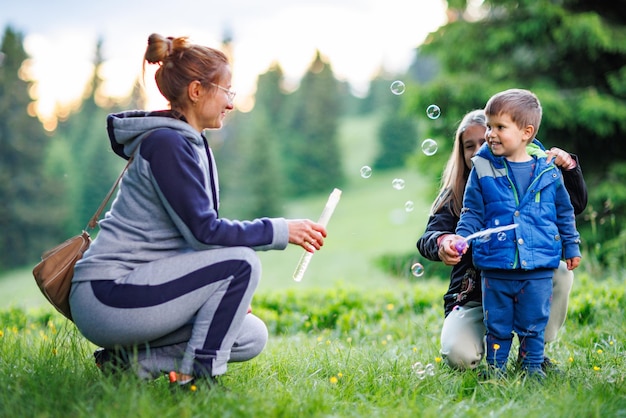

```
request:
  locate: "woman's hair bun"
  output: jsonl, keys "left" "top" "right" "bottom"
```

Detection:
{"left": 144, "top": 33, "right": 188, "bottom": 64}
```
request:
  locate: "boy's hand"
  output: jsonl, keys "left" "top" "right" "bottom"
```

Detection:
{"left": 566, "top": 256, "right": 581, "bottom": 270}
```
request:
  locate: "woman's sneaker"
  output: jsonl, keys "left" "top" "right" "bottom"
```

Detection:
{"left": 93, "top": 348, "right": 130, "bottom": 375}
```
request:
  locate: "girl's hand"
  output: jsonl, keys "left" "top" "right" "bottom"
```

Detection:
{"left": 437, "top": 234, "right": 464, "bottom": 266}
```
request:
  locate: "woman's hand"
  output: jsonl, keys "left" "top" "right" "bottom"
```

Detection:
{"left": 287, "top": 219, "right": 327, "bottom": 253}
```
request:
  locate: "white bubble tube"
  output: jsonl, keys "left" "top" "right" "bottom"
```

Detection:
{"left": 293, "top": 188, "right": 342, "bottom": 282}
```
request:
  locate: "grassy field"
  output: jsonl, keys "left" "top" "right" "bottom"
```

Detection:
{"left": 1, "top": 274, "right": 625, "bottom": 418}
{"left": 1, "top": 114, "right": 625, "bottom": 417}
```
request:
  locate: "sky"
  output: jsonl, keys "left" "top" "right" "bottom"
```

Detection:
{"left": 1, "top": 0, "right": 448, "bottom": 128}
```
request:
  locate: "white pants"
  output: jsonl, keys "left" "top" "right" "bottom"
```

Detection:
{"left": 440, "top": 261, "right": 573, "bottom": 369}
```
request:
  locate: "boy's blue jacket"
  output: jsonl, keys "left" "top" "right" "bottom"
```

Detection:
{"left": 456, "top": 139, "right": 581, "bottom": 273}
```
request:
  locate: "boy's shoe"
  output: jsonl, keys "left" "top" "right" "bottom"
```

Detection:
{"left": 516, "top": 355, "right": 562, "bottom": 374}
{"left": 93, "top": 348, "right": 130, "bottom": 375}
{"left": 541, "top": 356, "right": 562, "bottom": 374}
{"left": 523, "top": 368, "right": 547, "bottom": 383}
{"left": 477, "top": 365, "right": 505, "bottom": 381}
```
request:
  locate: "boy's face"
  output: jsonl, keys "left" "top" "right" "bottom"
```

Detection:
{"left": 485, "top": 113, "right": 534, "bottom": 162}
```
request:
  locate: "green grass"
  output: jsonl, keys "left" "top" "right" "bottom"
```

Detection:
{"left": 1, "top": 275, "right": 625, "bottom": 418}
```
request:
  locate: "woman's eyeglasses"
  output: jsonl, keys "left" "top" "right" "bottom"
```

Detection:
{"left": 210, "top": 82, "right": 236, "bottom": 102}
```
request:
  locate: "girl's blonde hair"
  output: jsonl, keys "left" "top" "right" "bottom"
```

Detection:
{"left": 430, "top": 109, "right": 486, "bottom": 217}
{"left": 143, "top": 33, "right": 229, "bottom": 110}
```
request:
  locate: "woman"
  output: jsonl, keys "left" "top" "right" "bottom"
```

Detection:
{"left": 416, "top": 109, "right": 587, "bottom": 370}
{"left": 70, "top": 34, "right": 327, "bottom": 388}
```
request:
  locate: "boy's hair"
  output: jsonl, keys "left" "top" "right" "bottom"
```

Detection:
{"left": 484, "top": 89, "right": 542, "bottom": 136}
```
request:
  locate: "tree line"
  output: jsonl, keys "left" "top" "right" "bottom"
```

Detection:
{"left": 1, "top": 0, "right": 625, "bottom": 271}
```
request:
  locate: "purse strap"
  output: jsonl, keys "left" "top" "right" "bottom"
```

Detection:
{"left": 85, "top": 156, "right": 134, "bottom": 230}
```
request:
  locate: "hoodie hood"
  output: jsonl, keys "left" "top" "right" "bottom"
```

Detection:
{"left": 107, "top": 110, "right": 203, "bottom": 159}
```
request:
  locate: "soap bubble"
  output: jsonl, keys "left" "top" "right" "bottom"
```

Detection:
{"left": 392, "top": 178, "right": 405, "bottom": 190}
{"left": 412, "top": 362, "right": 425, "bottom": 379}
{"left": 405, "top": 200, "right": 415, "bottom": 212}
{"left": 426, "top": 104, "right": 441, "bottom": 119}
{"left": 411, "top": 262, "right": 424, "bottom": 277}
{"left": 424, "top": 363, "right": 435, "bottom": 376}
{"left": 360, "top": 165, "right": 372, "bottom": 178}
{"left": 421, "top": 139, "right": 438, "bottom": 156}
{"left": 412, "top": 361, "right": 435, "bottom": 379}
{"left": 390, "top": 80, "right": 406, "bottom": 95}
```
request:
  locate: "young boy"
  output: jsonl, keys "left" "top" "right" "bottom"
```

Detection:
{"left": 451, "top": 89, "right": 581, "bottom": 378}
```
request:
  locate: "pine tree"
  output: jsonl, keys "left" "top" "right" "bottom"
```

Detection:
{"left": 373, "top": 102, "right": 418, "bottom": 170}
{"left": 0, "top": 27, "right": 65, "bottom": 269}
{"left": 413, "top": 0, "right": 626, "bottom": 175}
{"left": 51, "top": 38, "right": 125, "bottom": 236}
{"left": 282, "top": 51, "right": 345, "bottom": 196}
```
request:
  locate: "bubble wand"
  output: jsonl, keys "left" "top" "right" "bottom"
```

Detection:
{"left": 293, "top": 188, "right": 342, "bottom": 282}
{"left": 454, "top": 223, "right": 519, "bottom": 254}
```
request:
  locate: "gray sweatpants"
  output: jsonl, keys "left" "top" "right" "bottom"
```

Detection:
{"left": 439, "top": 260, "right": 574, "bottom": 369}
{"left": 70, "top": 247, "right": 266, "bottom": 378}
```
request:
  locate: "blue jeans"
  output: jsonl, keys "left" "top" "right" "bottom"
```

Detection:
{"left": 482, "top": 276, "right": 552, "bottom": 372}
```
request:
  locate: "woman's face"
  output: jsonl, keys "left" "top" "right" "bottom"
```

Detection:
{"left": 461, "top": 124, "right": 486, "bottom": 169}
{"left": 192, "top": 67, "right": 235, "bottom": 131}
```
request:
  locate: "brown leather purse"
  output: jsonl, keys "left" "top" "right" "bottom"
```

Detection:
{"left": 32, "top": 157, "right": 134, "bottom": 321}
